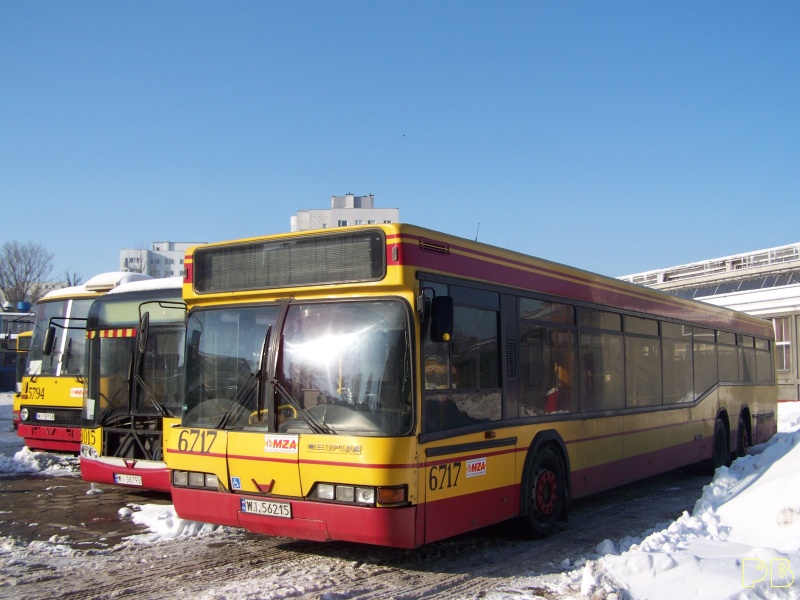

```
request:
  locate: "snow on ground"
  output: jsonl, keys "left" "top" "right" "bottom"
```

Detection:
{"left": 1, "top": 390, "right": 799, "bottom": 598}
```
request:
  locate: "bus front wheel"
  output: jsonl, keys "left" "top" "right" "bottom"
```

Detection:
{"left": 710, "top": 418, "right": 731, "bottom": 471}
{"left": 520, "top": 447, "right": 565, "bottom": 539}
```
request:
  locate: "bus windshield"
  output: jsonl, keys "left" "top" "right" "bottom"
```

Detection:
{"left": 182, "top": 300, "right": 413, "bottom": 436}
{"left": 28, "top": 298, "right": 93, "bottom": 378}
{"left": 184, "top": 305, "right": 281, "bottom": 429}
{"left": 85, "top": 326, "right": 185, "bottom": 426}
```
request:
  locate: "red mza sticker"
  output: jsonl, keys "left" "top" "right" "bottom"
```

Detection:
{"left": 466, "top": 457, "right": 486, "bottom": 478}
{"left": 264, "top": 434, "right": 299, "bottom": 453}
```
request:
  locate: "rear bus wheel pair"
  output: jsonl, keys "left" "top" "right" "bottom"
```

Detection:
{"left": 710, "top": 416, "right": 749, "bottom": 471}
{"left": 520, "top": 447, "right": 565, "bottom": 538}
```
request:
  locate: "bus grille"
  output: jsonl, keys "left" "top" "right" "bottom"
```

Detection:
{"left": 21, "top": 406, "right": 82, "bottom": 428}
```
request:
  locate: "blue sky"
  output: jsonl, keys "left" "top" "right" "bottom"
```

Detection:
{"left": 2, "top": 1, "right": 798, "bottom": 282}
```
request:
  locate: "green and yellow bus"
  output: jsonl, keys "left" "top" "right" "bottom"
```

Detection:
{"left": 165, "top": 224, "right": 777, "bottom": 548}
{"left": 80, "top": 277, "right": 185, "bottom": 492}
{"left": 16, "top": 272, "right": 151, "bottom": 453}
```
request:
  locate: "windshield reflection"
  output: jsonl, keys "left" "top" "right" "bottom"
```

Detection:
{"left": 181, "top": 300, "right": 413, "bottom": 437}
{"left": 276, "top": 301, "right": 412, "bottom": 436}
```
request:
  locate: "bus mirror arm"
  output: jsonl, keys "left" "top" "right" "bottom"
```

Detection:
{"left": 138, "top": 312, "right": 150, "bottom": 354}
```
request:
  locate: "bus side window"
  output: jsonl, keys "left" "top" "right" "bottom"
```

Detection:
{"left": 423, "top": 303, "right": 501, "bottom": 433}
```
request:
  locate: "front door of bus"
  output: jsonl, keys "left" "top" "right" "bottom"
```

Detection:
{"left": 420, "top": 286, "right": 516, "bottom": 544}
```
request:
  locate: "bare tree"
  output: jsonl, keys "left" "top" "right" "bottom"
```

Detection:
{"left": 64, "top": 269, "right": 83, "bottom": 287}
{"left": 0, "top": 241, "right": 54, "bottom": 305}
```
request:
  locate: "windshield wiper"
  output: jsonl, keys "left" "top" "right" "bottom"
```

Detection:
{"left": 133, "top": 374, "right": 170, "bottom": 417}
{"left": 216, "top": 372, "right": 259, "bottom": 430}
{"left": 61, "top": 338, "right": 84, "bottom": 383}
{"left": 96, "top": 380, "right": 131, "bottom": 426}
{"left": 271, "top": 378, "right": 332, "bottom": 434}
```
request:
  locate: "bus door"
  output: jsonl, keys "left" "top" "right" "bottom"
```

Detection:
{"left": 186, "top": 304, "right": 297, "bottom": 522}
{"left": 419, "top": 285, "right": 517, "bottom": 544}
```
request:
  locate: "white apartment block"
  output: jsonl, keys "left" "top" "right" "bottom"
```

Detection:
{"left": 290, "top": 193, "right": 399, "bottom": 232}
{"left": 120, "top": 241, "right": 205, "bottom": 278}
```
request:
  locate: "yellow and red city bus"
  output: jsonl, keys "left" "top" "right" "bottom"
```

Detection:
{"left": 80, "top": 278, "right": 185, "bottom": 492}
{"left": 165, "top": 224, "right": 777, "bottom": 548}
{"left": 15, "top": 272, "right": 151, "bottom": 453}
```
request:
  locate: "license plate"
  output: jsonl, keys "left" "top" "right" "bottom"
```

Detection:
{"left": 36, "top": 412, "right": 56, "bottom": 421}
{"left": 114, "top": 474, "right": 143, "bottom": 486}
{"left": 240, "top": 498, "right": 292, "bottom": 519}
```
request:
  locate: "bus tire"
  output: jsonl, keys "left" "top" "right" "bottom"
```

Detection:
{"left": 710, "top": 418, "right": 731, "bottom": 471}
{"left": 520, "top": 447, "right": 565, "bottom": 539}
{"left": 736, "top": 415, "right": 750, "bottom": 458}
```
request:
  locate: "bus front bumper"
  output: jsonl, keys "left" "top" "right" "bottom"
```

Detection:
{"left": 171, "top": 486, "right": 419, "bottom": 548}
{"left": 80, "top": 457, "right": 171, "bottom": 493}
{"left": 17, "top": 424, "right": 81, "bottom": 453}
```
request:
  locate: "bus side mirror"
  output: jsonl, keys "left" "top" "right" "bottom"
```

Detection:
{"left": 43, "top": 326, "right": 56, "bottom": 356}
{"left": 430, "top": 296, "right": 454, "bottom": 343}
{"left": 138, "top": 312, "right": 150, "bottom": 354}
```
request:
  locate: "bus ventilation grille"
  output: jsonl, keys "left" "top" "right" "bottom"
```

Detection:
{"left": 419, "top": 238, "right": 450, "bottom": 256}
{"left": 506, "top": 341, "right": 518, "bottom": 379}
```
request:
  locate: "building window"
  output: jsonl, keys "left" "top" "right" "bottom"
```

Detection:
{"left": 774, "top": 317, "right": 791, "bottom": 372}
{"left": 338, "top": 220, "right": 348, "bottom": 227}
{"left": 355, "top": 220, "right": 364, "bottom": 225}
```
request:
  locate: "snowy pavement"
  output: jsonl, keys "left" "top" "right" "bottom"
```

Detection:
{"left": 1, "top": 391, "right": 799, "bottom": 599}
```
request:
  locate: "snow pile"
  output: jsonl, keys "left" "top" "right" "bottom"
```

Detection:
{"left": 121, "top": 503, "right": 226, "bottom": 543}
{"left": 572, "top": 404, "right": 800, "bottom": 599}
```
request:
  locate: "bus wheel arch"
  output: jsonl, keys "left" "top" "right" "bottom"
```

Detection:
{"left": 519, "top": 432, "right": 570, "bottom": 539}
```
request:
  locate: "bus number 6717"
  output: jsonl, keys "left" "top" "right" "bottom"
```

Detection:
{"left": 429, "top": 461, "right": 461, "bottom": 491}
{"left": 177, "top": 429, "right": 218, "bottom": 454}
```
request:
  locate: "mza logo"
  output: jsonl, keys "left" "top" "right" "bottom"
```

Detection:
{"left": 466, "top": 457, "right": 487, "bottom": 478}
{"left": 264, "top": 434, "right": 299, "bottom": 454}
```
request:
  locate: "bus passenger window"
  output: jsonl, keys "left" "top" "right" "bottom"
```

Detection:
{"left": 520, "top": 326, "right": 577, "bottom": 416}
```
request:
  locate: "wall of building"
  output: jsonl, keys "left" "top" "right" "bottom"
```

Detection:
{"left": 291, "top": 193, "right": 399, "bottom": 232}
{"left": 120, "top": 241, "right": 205, "bottom": 278}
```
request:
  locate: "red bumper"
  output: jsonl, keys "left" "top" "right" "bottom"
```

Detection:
{"left": 171, "top": 486, "right": 419, "bottom": 548}
{"left": 18, "top": 424, "right": 81, "bottom": 453}
{"left": 80, "top": 457, "right": 172, "bottom": 494}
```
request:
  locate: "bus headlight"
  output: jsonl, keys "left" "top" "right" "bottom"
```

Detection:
{"left": 308, "top": 483, "right": 406, "bottom": 507}
{"left": 20, "top": 408, "right": 29, "bottom": 421}
{"left": 81, "top": 444, "right": 99, "bottom": 459}
{"left": 173, "top": 471, "right": 189, "bottom": 486}
{"left": 172, "top": 470, "right": 219, "bottom": 490}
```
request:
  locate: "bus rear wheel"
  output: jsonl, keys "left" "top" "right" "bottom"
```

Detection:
{"left": 520, "top": 447, "right": 565, "bottom": 539}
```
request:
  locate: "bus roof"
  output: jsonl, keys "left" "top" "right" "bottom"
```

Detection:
{"left": 185, "top": 223, "right": 774, "bottom": 339}
{"left": 40, "top": 272, "right": 153, "bottom": 300}
{"left": 106, "top": 276, "right": 183, "bottom": 295}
